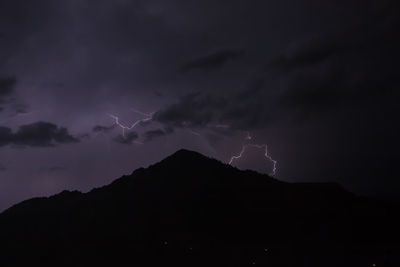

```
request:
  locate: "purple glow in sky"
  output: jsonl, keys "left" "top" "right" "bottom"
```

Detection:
{"left": 0, "top": 0, "right": 399, "bottom": 211}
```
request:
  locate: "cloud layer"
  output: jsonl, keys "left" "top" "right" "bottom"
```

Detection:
{"left": 0, "top": 0, "right": 399, "bottom": 212}
{"left": 0, "top": 122, "right": 79, "bottom": 147}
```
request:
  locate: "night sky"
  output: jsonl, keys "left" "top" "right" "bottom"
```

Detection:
{"left": 0, "top": 0, "right": 399, "bottom": 211}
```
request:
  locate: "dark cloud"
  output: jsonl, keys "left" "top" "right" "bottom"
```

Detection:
{"left": 270, "top": 37, "right": 343, "bottom": 71}
{"left": 144, "top": 129, "right": 166, "bottom": 141}
{"left": 153, "top": 89, "right": 275, "bottom": 132}
{"left": 154, "top": 92, "right": 227, "bottom": 128}
{"left": 180, "top": 49, "right": 244, "bottom": 73}
{"left": 144, "top": 127, "right": 174, "bottom": 142}
{"left": 92, "top": 124, "right": 116, "bottom": 133}
{"left": 113, "top": 132, "right": 139, "bottom": 145}
{"left": 278, "top": 64, "right": 349, "bottom": 114}
{"left": 0, "top": 76, "right": 29, "bottom": 114}
{"left": 0, "top": 122, "right": 79, "bottom": 147}
{"left": 219, "top": 1, "right": 400, "bottom": 129}
{"left": 272, "top": 15, "right": 400, "bottom": 118}
{"left": 0, "top": 77, "right": 17, "bottom": 109}
{"left": 0, "top": 76, "right": 16, "bottom": 97}
{"left": 0, "top": 127, "right": 13, "bottom": 146}
{"left": 155, "top": 5, "right": 400, "bottom": 133}
{"left": 14, "top": 105, "right": 30, "bottom": 114}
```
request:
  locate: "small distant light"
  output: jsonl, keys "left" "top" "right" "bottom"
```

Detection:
{"left": 252, "top": 262, "right": 256, "bottom": 265}
{"left": 264, "top": 248, "right": 268, "bottom": 252}
{"left": 164, "top": 241, "right": 168, "bottom": 245}
{"left": 189, "top": 247, "right": 193, "bottom": 250}
{"left": 372, "top": 264, "right": 376, "bottom": 267}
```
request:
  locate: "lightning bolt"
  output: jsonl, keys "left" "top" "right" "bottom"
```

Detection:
{"left": 106, "top": 110, "right": 277, "bottom": 176}
{"left": 107, "top": 110, "right": 153, "bottom": 138}
{"left": 229, "top": 133, "right": 277, "bottom": 176}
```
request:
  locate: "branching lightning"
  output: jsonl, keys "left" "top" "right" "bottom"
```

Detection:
{"left": 108, "top": 110, "right": 153, "bottom": 138}
{"left": 229, "top": 132, "right": 277, "bottom": 176}
{"left": 106, "top": 109, "right": 277, "bottom": 176}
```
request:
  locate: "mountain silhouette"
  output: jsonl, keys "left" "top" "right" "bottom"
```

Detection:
{"left": 0, "top": 149, "right": 399, "bottom": 266}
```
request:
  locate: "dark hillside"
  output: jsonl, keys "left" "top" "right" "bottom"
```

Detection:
{"left": 0, "top": 149, "right": 398, "bottom": 266}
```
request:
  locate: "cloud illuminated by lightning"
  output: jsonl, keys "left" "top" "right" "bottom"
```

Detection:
{"left": 106, "top": 109, "right": 277, "bottom": 175}
{"left": 107, "top": 110, "right": 153, "bottom": 138}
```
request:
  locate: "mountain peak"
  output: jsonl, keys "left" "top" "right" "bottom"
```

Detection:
{"left": 0, "top": 149, "right": 397, "bottom": 266}
{"left": 171, "top": 148, "right": 204, "bottom": 157}
{"left": 167, "top": 148, "right": 215, "bottom": 162}
{"left": 156, "top": 148, "right": 222, "bottom": 169}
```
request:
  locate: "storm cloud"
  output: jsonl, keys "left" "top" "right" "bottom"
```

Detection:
{"left": 0, "top": 76, "right": 17, "bottom": 110}
{"left": 113, "top": 132, "right": 139, "bottom": 145}
{"left": 0, "top": 0, "right": 399, "bottom": 212}
{"left": 0, "top": 122, "right": 79, "bottom": 147}
{"left": 144, "top": 127, "right": 174, "bottom": 142}
{"left": 153, "top": 92, "right": 227, "bottom": 128}
{"left": 0, "top": 76, "right": 16, "bottom": 98}
{"left": 92, "top": 124, "right": 117, "bottom": 133}
{"left": 180, "top": 49, "right": 244, "bottom": 73}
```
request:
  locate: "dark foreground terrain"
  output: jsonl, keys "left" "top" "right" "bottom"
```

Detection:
{"left": 0, "top": 149, "right": 399, "bottom": 266}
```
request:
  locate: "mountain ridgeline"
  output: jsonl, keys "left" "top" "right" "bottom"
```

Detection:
{"left": 0, "top": 149, "right": 399, "bottom": 266}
